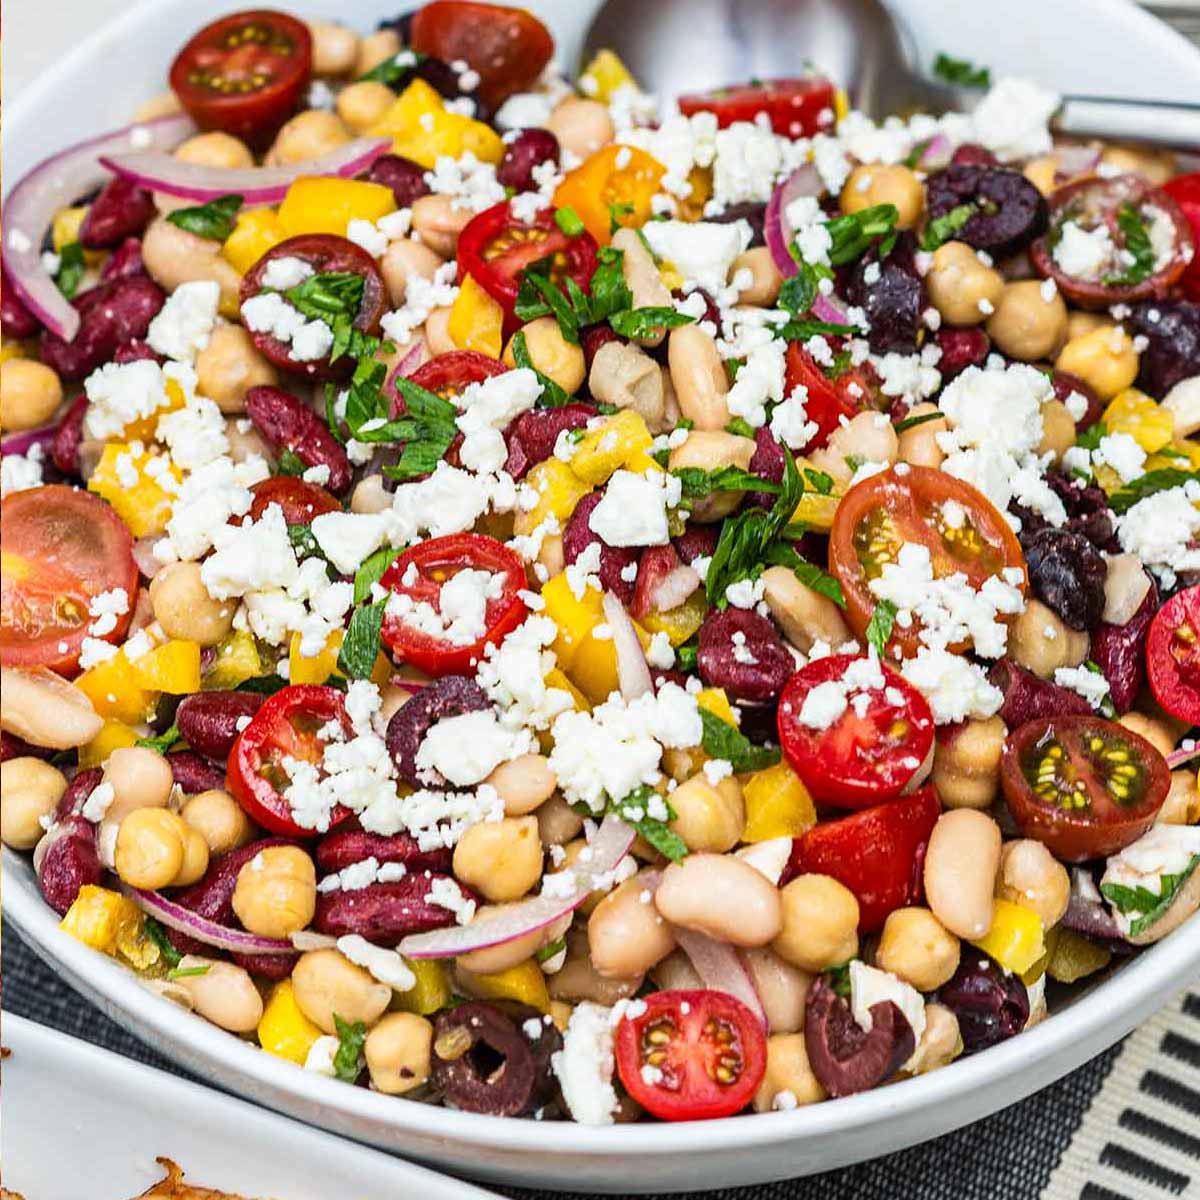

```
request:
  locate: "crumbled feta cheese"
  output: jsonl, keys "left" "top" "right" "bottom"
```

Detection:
{"left": 641, "top": 219, "right": 752, "bottom": 295}
{"left": 552, "top": 1002, "right": 619, "bottom": 1126}
{"left": 416, "top": 709, "right": 536, "bottom": 787}
{"left": 146, "top": 280, "right": 220, "bottom": 362}
{"left": 588, "top": 469, "right": 681, "bottom": 547}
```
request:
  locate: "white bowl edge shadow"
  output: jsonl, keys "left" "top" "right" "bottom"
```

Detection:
{"left": 4, "top": 0, "right": 1200, "bottom": 1191}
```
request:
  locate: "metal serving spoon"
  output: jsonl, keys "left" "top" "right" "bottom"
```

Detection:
{"left": 580, "top": 0, "right": 1200, "bottom": 150}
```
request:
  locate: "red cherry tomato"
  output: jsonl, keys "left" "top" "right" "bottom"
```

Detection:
{"left": 614, "top": 989, "right": 767, "bottom": 1121}
{"left": 1000, "top": 714, "right": 1169, "bottom": 863}
{"left": 409, "top": 1, "right": 554, "bottom": 109}
{"left": 1163, "top": 173, "right": 1200, "bottom": 301}
{"left": 778, "top": 653, "right": 935, "bottom": 809}
{"left": 783, "top": 343, "right": 870, "bottom": 450}
{"left": 248, "top": 476, "right": 341, "bottom": 524}
{"left": 380, "top": 533, "right": 527, "bottom": 677}
{"left": 828, "top": 465, "right": 1027, "bottom": 659}
{"left": 784, "top": 787, "right": 942, "bottom": 931}
{"left": 169, "top": 10, "right": 312, "bottom": 147}
{"left": 0, "top": 485, "right": 138, "bottom": 675}
{"left": 1148, "top": 586, "right": 1200, "bottom": 725}
{"left": 227, "top": 684, "right": 351, "bottom": 837}
{"left": 456, "top": 202, "right": 598, "bottom": 332}
{"left": 405, "top": 350, "right": 508, "bottom": 401}
{"left": 678, "top": 76, "right": 837, "bottom": 139}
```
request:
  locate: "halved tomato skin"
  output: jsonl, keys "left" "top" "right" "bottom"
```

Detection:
{"left": 248, "top": 476, "right": 340, "bottom": 525}
{"left": 1000, "top": 714, "right": 1170, "bottom": 863}
{"left": 1, "top": 485, "right": 139, "bottom": 674}
{"left": 614, "top": 989, "right": 767, "bottom": 1121}
{"left": 678, "top": 76, "right": 837, "bottom": 139}
{"left": 783, "top": 343, "right": 868, "bottom": 450}
{"left": 1163, "top": 174, "right": 1200, "bottom": 301}
{"left": 1147, "top": 585, "right": 1200, "bottom": 726}
{"left": 404, "top": 350, "right": 508, "bottom": 401}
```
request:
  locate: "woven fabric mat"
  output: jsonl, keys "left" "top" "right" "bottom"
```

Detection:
{"left": 4, "top": 926, "right": 1197, "bottom": 1199}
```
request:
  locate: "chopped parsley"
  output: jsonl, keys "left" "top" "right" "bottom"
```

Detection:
{"left": 1104, "top": 204, "right": 1156, "bottom": 288}
{"left": 555, "top": 206, "right": 586, "bottom": 237}
{"left": 614, "top": 785, "right": 689, "bottom": 862}
{"left": 921, "top": 202, "right": 978, "bottom": 251}
{"left": 166, "top": 194, "right": 244, "bottom": 242}
{"left": 893, "top": 410, "right": 944, "bottom": 434}
{"left": 933, "top": 52, "right": 992, "bottom": 88}
{"left": 275, "top": 447, "right": 308, "bottom": 477}
{"left": 672, "top": 466, "right": 780, "bottom": 500}
{"left": 699, "top": 709, "right": 781, "bottom": 773}
{"left": 865, "top": 599, "right": 898, "bottom": 658}
{"left": 1109, "top": 468, "right": 1200, "bottom": 515}
{"left": 333, "top": 1014, "right": 368, "bottom": 1082}
{"left": 143, "top": 917, "right": 183, "bottom": 967}
{"left": 54, "top": 242, "right": 86, "bottom": 300}
{"left": 135, "top": 723, "right": 181, "bottom": 754}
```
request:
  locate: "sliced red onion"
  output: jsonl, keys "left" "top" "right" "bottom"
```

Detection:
{"left": 603, "top": 590, "right": 654, "bottom": 702}
{"left": 674, "top": 927, "right": 768, "bottom": 1029}
{"left": 764, "top": 163, "right": 824, "bottom": 278}
{"left": 2, "top": 114, "right": 195, "bottom": 342}
{"left": 1167, "top": 745, "right": 1199, "bottom": 770}
{"left": 0, "top": 424, "right": 57, "bottom": 459}
{"left": 131, "top": 536, "right": 166, "bottom": 580}
{"left": 1055, "top": 143, "right": 1102, "bottom": 182}
{"left": 648, "top": 564, "right": 700, "bottom": 614}
{"left": 811, "top": 291, "right": 852, "bottom": 326}
{"left": 916, "top": 132, "right": 952, "bottom": 170}
{"left": 290, "top": 929, "right": 337, "bottom": 951}
{"left": 121, "top": 885, "right": 296, "bottom": 955}
{"left": 100, "top": 138, "right": 392, "bottom": 205}
{"left": 393, "top": 336, "right": 429, "bottom": 380}
{"left": 398, "top": 814, "right": 636, "bottom": 959}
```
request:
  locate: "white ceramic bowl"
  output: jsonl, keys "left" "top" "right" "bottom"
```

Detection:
{"left": 5, "top": 1, "right": 1200, "bottom": 1192}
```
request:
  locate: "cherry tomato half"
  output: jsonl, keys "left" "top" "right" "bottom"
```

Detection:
{"left": 1, "top": 485, "right": 138, "bottom": 674}
{"left": 1147, "top": 585, "right": 1200, "bottom": 726}
{"left": 678, "top": 75, "right": 837, "bottom": 139}
{"left": 828, "top": 465, "right": 1027, "bottom": 659}
{"left": 248, "top": 476, "right": 340, "bottom": 525}
{"left": 169, "top": 10, "right": 312, "bottom": 147}
{"left": 1001, "top": 714, "right": 1170, "bottom": 863}
{"left": 1030, "top": 174, "right": 1195, "bottom": 310}
{"left": 614, "top": 989, "right": 767, "bottom": 1121}
{"left": 784, "top": 786, "right": 942, "bottom": 932}
{"left": 456, "top": 202, "right": 599, "bottom": 330}
{"left": 380, "top": 532, "right": 527, "bottom": 677}
{"left": 409, "top": 1, "right": 554, "bottom": 109}
{"left": 404, "top": 350, "right": 508, "bottom": 402}
{"left": 227, "top": 684, "right": 351, "bottom": 837}
{"left": 783, "top": 342, "right": 871, "bottom": 451}
{"left": 554, "top": 145, "right": 667, "bottom": 245}
{"left": 778, "top": 653, "right": 934, "bottom": 809}
{"left": 1163, "top": 173, "right": 1200, "bottom": 302}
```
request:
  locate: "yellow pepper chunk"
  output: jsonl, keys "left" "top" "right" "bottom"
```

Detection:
{"left": 61, "top": 885, "right": 155, "bottom": 969}
{"left": 790, "top": 456, "right": 843, "bottom": 532}
{"left": 569, "top": 410, "right": 653, "bottom": 485}
{"left": 541, "top": 572, "right": 604, "bottom": 670}
{"left": 391, "top": 958, "right": 452, "bottom": 1015}
{"left": 1045, "top": 926, "right": 1113, "bottom": 984}
{"left": 513, "top": 458, "right": 592, "bottom": 538}
{"left": 258, "top": 979, "right": 324, "bottom": 1065}
{"left": 132, "top": 639, "right": 202, "bottom": 694}
{"left": 88, "top": 443, "right": 181, "bottom": 538}
{"left": 278, "top": 176, "right": 397, "bottom": 239}
{"left": 52, "top": 206, "right": 103, "bottom": 264}
{"left": 223, "top": 206, "right": 287, "bottom": 274}
{"left": 544, "top": 667, "right": 590, "bottom": 712}
{"left": 448, "top": 274, "right": 504, "bottom": 358}
{"left": 460, "top": 959, "right": 551, "bottom": 1012}
{"left": 203, "top": 629, "right": 262, "bottom": 690}
{"left": 369, "top": 78, "right": 503, "bottom": 168}
{"left": 640, "top": 590, "right": 707, "bottom": 647}
{"left": 289, "top": 629, "right": 343, "bottom": 685}
{"left": 78, "top": 720, "right": 139, "bottom": 768}
{"left": 742, "top": 760, "right": 817, "bottom": 842}
{"left": 970, "top": 897, "right": 1046, "bottom": 975}
{"left": 578, "top": 49, "right": 638, "bottom": 103}
{"left": 76, "top": 650, "right": 158, "bottom": 725}
{"left": 696, "top": 687, "right": 739, "bottom": 728}
{"left": 1102, "top": 387, "right": 1174, "bottom": 453}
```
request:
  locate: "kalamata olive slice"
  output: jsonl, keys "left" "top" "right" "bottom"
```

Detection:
{"left": 933, "top": 950, "right": 1029, "bottom": 1055}
{"left": 384, "top": 675, "right": 490, "bottom": 787}
{"left": 1021, "top": 527, "right": 1107, "bottom": 632}
{"left": 697, "top": 607, "right": 794, "bottom": 704}
{"left": 803, "top": 974, "right": 916, "bottom": 1098}
{"left": 925, "top": 164, "right": 1049, "bottom": 258}
{"left": 1129, "top": 300, "right": 1200, "bottom": 397}
{"left": 496, "top": 128, "right": 560, "bottom": 193}
{"left": 432, "top": 1001, "right": 560, "bottom": 1116}
{"left": 842, "top": 232, "right": 925, "bottom": 355}
{"left": 365, "top": 154, "right": 432, "bottom": 208}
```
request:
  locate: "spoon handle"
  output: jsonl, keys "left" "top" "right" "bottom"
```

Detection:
{"left": 1055, "top": 96, "right": 1200, "bottom": 151}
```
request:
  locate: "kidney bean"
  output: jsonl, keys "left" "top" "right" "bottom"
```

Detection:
{"left": 748, "top": 426, "right": 786, "bottom": 510}
{"left": 386, "top": 676, "right": 490, "bottom": 787}
{"left": 80, "top": 178, "right": 156, "bottom": 249}
{"left": 504, "top": 402, "right": 596, "bottom": 479}
{"left": 167, "top": 750, "right": 227, "bottom": 796}
{"left": 37, "top": 816, "right": 103, "bottom": 915}
{"left": 925, "top": 165, "right": 1048, "bottom": 257}
{"left": 1130, "top": 300, "right": 1200, "bottom": 397}
{"left": 1090, "top": 584, "right": 1157, "bottom": 713}
{"left": 580, "top": 323, "right": 621, "bottom": 371}
{"left": 1051, "top": 370, "right": 1102, "bottom": 431}
{"left": 40, "top": 275, "right": 165, "bottom": 381}
{"left": 313, "top": 875, "right": 464, "bottom": 942}
{"left": 112, "top": 339, "right": 161, "bottom": 365}
{"left": 497, "top": 128, "right": 560, "bottom": 192}
{"left": 562, "top": 492, "right": 640, "bottom": 605}
{"left": 673, "top": 522, "right": 719, "bottom": 565}
{"left": 988, "top": 659, "right": 1091, "bottom": 729}
{"left": 176, "top": 691, "right": 267, "bottom": 763}
{"left": 99, "top": 237, "right": 146, "bottom": 283}
{"left": 316, "top": 826, "right": 452, "bottom": 876}
{"left": 366, "top": 154, "right": 432, "bottom": 208}
{"left": 935, "top": 326, "right": 990, "bottom": 379}
{"left": 2, "top": 266, "right": 42, "bottom": 338}
{"left": 49, "top": 395, "right": 89, "bottom": 477}
{"left": 56, "top": 767, "right": 103, "bottom": 819}
{"left": 933, "top": 949, "right": 1029, "bottom": 1055}
{"left": 697, "top": 607, "right": 793, "bottom": 704}
{"left": 232, "top": 949, "right": 298, "bottom": 980}
{"left": 245, "top": 385, "right": 353, "bottom": 494}
{"left": 1, "top": 730, "right": 50, "bottom": 762}
{"left": 950, "top": 144, "right": 1000, "bottom": 167}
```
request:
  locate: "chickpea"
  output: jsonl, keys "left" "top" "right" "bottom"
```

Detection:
{"left": 1100, "top": 144, "right": 1175, "bottom": 186}
{"left": 224, "top": 417, "right": 269, "bottom": 465}
{"left": 194, "top": 325, "right": 278, "bottom": 414}
{"left": 503, "top": 316, "right": 586, "bottom": 395}
{"left": 651, "top": 949, "right": 703, "bottom": 992}
{"left": 175, "top": 956, "right": 263, "bottom": 1032}
{"left": 292, "top": 949, "right": 392, "bottom": 1033}
{"left": 486, "top": 753, "right": 557, "bottom": 816}
{"left": 104, "top": 746, "right": 176, "bottom": 820}
{"left": 612, "top": 228, "right": 673, "bottom": 344}
{"left": 547, "top": 97, "right": 614, "bottom": 160}
{"left": 350, "top": 475, "right": 393, "bottom": 515}
{"left": 231, "top": 845, "right": 316, "bottom": 938}
{"left": 986, "top": 280, "right": 1068, "bottom": 361}
{"left": 1055, "top": 326, "right": 1139, "bottom": 401}
{"left": 1022, "top": 156, "right": 1059, "bottom": 197}
{"left": 813, "top": 411, "right": 898, "bottom": 484}
{"left": 1008, "top": 598, "right": 1089, "bottom": 679}
{"left": 1160, "top": 770, "right": 1199, "bottom": 826}
{"left": 772, "top": 874, "right": 859, "bottom": 973}
{"left": 931, "top": 716, "right": 1006, "bottom": 810}
{"left": 411, "top": 194, "right": 474, "bottom": 260}
{"left": 996, "top": 839, "right": 1070, "bottom": 929}
{"left": 536, "top": 792, "right": 584, "bottom": 846}
{"left": 841, "top": 164, "right": 924, "bottom": 230}
{"left": 732, "top": 246, "right": 783, "bottom": 307}
{"left": 381, "top": 237, "right": 445, "bottom": 306}
{"left": 181, "top": 788, "right": 255, "bottom": 855}
{"left": 751, "top": 1033, "right": 826, "bottom": 1112}
{"left": 895, "top": 401, "right": 948, "bottom": 469}
{"left": 548, "top": 927, "right": 643, "bottom": 1006}
{"left": 307, "top": 20, "right": 359, "bottom": 76}
{"left": 762, "top": 564, "right": 851, "bottom": 654}
{"left": 668, "top": 773, "right": 745, "bottom": 853}
{"left": 337, "top": 80, "right": 396, "bottom": 133}
{"left": 135, "top": 91, "right": 183, "bottom": 122}
{"left": 1117, "top": 712, "right": 1174, "bottom": 758}
{"left": 668, "top": 326, "right": 730, "bottom": 430}
{"left": 741, "top": 946, "right": 811, "bottom": 1035}
{"left": 1066, "top": 310, "right": 1112, "bottom": 342}
{"left": 588, "top": 341, "right": 667, "bottom": 431}
{"left": 267, "top": 110, "right": 351, "bottom": 167}
{"left": 424, "top": 306, "right": 457, "bottom": 355}
{"left": 149, "top": 562, "right": 236, "bottom": 647}
{"left": 1, "top": 757, "right": 67, "bottom": 850}
{"left": 656, "top": 853, "right": 783, "bottom": 947}
{"left": 906, "top": 1003, "right": 962, "bottom": 1075}
{"left": 142, "top": 217, "right": 242, "bottom": 313}
{"left": 355, "top": 29, "right": 401, "bottom": 77}
{"left": 365, "top": 1012, "right": 433, "bottom": 1095}
{"left": 114, "top": 807, "right": 190, "bottom": 889}
{"left": 0, "top": 359, "right": 63, "bottom": 431}
{"left": 876, "top": 907, "right": 961, "bottom": 992}
{"left": 175, "top": 132, "right": 254, "bottom": 170}
{"left": 453, "top": 815, "right": 543, "bottom": 902}
{"left": 1037, "top": 398, "right": 1076, "bottom": 464}
{"left": 537, "top": 531, "right": 566, "bottom": 580}
{"left": 589, "top": 873, "right": 677, "bottom": 978}
{"left": 925, "top": 242, "right": 1004, "bottom": 327}
{"left": 668, "top": 431, "right": 757, "bottom": 522}
{"left": 549, "top": 838, "right": 616, "bottom": 915}
{"left": 924, "top": 809, "right": 1001, "bottom": 939}
{"left": 1162, "top": 376, "right": 1200, "bottom": 439}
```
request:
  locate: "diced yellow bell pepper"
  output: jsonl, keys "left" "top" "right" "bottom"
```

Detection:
{"left": 569, "top": 410, "right": 653, "bottom": 485}
{"left": 459, "top": 959, "right": 551, "bottom": 1013}
{"left": 369, "top": 78, "right": 503, "bottom": 168}
{"left": 76, "top": 650, "right": 158, "bottom": 725}
{"left": 513, "top": 458, "right": 592, "bottom": 538}
{"left": 578, "top": 49, "right": 638, "bottom": 103}
{"left": 835, "top": 88, "right": 851, "bottom": 122}
{"left": 676, "top": 166, "right": 713, "bottom": 223}
{"left": 122, "top": 374, "right": 187, "bottom": 444}
{"left": 278, "top": 176, "right": 397, "bottom": 239}
{"left": 52, "top": 206, "right": 104, "bottom": 265}
{"left": 640, "top": 590, "right": 707, "bottom": 646}
{"left": 1102, "top": 388, "right": 1174, "bottom": 453}
{"left": 544, "top": 667, "right": 589, "bottom": 712}
{"left": 696, "top": 687, "right": 739, "bottom": 728}
{"left": 541, "top": 571, "right": 604, "bottom": 670}
{"left": 132, "top": 639, "right": 201, "bottom": 694}
{"left": 203, "top": 629, "right": 263, "bottom": 690}
{"left": 222, "top": 206, "right": 287, "bottom": 274}
{"left": 78, "top": 720, "right": 139, "bottom": 768}
{"left": 391, "top": 958, "right": 451, "bottom": 1015}
{"left": 659, "top": 262, "right": 684, "bottom": 292}
{"left": 0, "top": 341, "right": 29, "bottom": 365}
{"left": 448, "top": 274, "right": 504, "bottom": 358}
{"left": 970, "top": 897, "right": 1045, "bottom": 975}
{"left": 258, "top": 979, "right": 324, "bottom": 1065}
{"left": 742, "top": 760, "right": 817, "bottom": 842}
{"left": 289, "top": 629, "right": 343, "bottom": 686}
{"left": 60, "top": 886, "right": 153, "bottom": 967}
{"left": 790, "top": 456, "right": 843, "bottom": 532}
{"left": 88, "top": 443, "right": 181, "bottom": 538}
{"left": 1045, "top": 926, "right": 1112, "bottom": 984}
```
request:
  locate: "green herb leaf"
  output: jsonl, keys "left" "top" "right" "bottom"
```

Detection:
{"left": 276, "top": 447, "right": 308, "bottom": 477}
{"left": 613, "top": 785, "right": 690, "bottom": 863}
{"left": 555, "top": 206, "right": 585, "bottom": 237}
{"left": 337, "top": 601, "right": 384, "bottom": 680}
{"left": 143, "top": 916, "right": 182, "bottom": 967}
{"left": 1109, "top": 468, "right": 1200, "bottom": 515}
{"left": 824, "top": 205, "right": 900, "bottom": 266}
{"left": 608, "top": 306, "right": 694, "bottom": 339}
{"left": 235, "top": 674, "right": 290, "bottom": 695}
{"left": 288, "top": 524, "right": 326, "bottom": 562}
{"left": 510, "top": 330, "right": 571, "bottom": 408}
{"left": 763, "top": 541, "right": 846, "bottom": 607}
{"left": 535, "top": 937, "right": 567, "bottom": 964}
{"left": 776, "top": 316, "right": 863, "bottom": 343}
{"left": 673, "top": 466, "right": 780, "bottom": 500}
{"left": 588, "top": 245, "right": 633, "bottom": 321}
{"left": 168, "top": 965, "right": 211, "bottom": 979}
{"left": 933, "top": 52, "right": 992, "bottom": 88}
{"left": 135, "top": 723, "right": 181, "bottom": 754}
{"left": 827, "top": 961, "right": 854, "bottom": 997}
{"left": 607, "top": 201, "right": 635, "bottom": 234}
{"left": 865, "top": 600, "right": 897, "bottom": 658}
{"left": 804, "top": 468, "right": 835, "bottom": 495}
{"left": 379, "top": 377, "right": 460, "bottom": 480}
{"left": 333, "top": 1014, "right": 368, "bottom": 1082}
{"left": 893, "top": 410, "right": 944, "bottom": 434}
{"left": 54, "top": 242, "right": 86, "bottom": 300}
{"left": 1102, "top": 857, "right": 1198, "bottom": 937}
{"left": 354, "top": 547, "right": 402, "bottom": 605}
{"left": 903, "top": 138, "right": 934, "bottom": 170}
{"left": 282, "top": 272, "right": 367, "bottom": 364}
{"left": 166, "top": 194, "right": 244, "bottom": 242}
{"left": 515, "top": 271, "right": 581, "bottom": 343}
{"left": 920, "top": 202, "right": 978, "bottom": 252}
{"left": 699, "top": 709, "right": 781, "bottom": 773}
{"left": 358, "top": 49, "right": 426, "bottom": 85}
{"left": 1075, "top": 421, "right": 1108, "bottom": 452}
{"left": 1104, "top": 204, "right": 1156, "bottom": 287}
{"left": 675, "top": 640, "right": 698, "bottom": 672}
